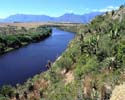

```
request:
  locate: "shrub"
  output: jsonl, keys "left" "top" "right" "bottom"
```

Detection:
{"left": 57, "top": 56, "right": 73, "bottom": 72}
{"left": 0, "top": 85, "right": 14, "bottom": 97}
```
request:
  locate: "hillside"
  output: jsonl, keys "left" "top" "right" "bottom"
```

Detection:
{"left": 0, "top": 5, "right": 125, "bottom": 100}
{"left": 0, "top": 12, "right": 103, "bottom": 23}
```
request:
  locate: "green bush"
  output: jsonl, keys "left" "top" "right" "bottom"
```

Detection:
{"left": 57, "top": 56, "right": 73, "bottom": 72}
{"left": 0, "top": 85, "right": 14, "bottom": 97}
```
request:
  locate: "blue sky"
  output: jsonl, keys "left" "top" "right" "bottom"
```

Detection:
{"left": 0, "top": 0, "right": 124, "bottom": 18}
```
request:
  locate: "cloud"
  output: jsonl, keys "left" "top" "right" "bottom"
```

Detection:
{"left": 85, "top": 8, "right": 90, "bottom": 11}
{"left": 99, "top": 6, "right": 119, "bottom": 12}
{"left": 65, "top": 9, "right": 73, "bottom": 13}
{"left": 89, "top": 6, "right": 119, "bottom": 12}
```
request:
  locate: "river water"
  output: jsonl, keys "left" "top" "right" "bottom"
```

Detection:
{"left": 0, "top": 28, "right": 75, "bottom": 87}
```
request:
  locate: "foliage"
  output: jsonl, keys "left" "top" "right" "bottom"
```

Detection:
{"left": 0, "top": 85, "right": 14, "bottom": 98}
{"left": 0, "top": 26, "right": 52, "bottom": 54}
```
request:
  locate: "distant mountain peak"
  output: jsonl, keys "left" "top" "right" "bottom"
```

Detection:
{"left": 0, "top": 12, "right": 103, "bottom": 23}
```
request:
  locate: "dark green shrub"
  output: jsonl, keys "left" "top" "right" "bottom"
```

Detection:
{"left": 0, "top": 85, "right": 14, "bottom": 97}
{"left": 57, "top": 56, "right": 73, "bottom": 72}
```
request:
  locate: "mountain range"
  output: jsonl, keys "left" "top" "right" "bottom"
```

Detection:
{"left": 0, "top": 12, "right": 103, "bottom": 23}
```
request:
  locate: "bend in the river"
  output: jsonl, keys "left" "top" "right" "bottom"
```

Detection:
{"left": 0, "top": 28, "right": 75, "bottom": 87}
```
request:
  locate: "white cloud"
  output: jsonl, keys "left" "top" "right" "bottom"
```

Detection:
{"left": 85, "top": 8, "right": 90, "bottom": 11}
{"left": 65, "top": 9, "right": 73, "bottom": 13}
{"left": 88, "top": 6, "right": 119, "bottom": 12}
{"left": 99, "top": 6, "right": 119, "bottom": 12}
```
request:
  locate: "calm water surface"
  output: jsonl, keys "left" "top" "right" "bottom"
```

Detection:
{"left": 0, "top": 28, "right": 75, "bottom": 86}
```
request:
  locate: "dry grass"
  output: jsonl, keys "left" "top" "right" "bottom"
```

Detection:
{"left": 0, "top": 22, "right": 78, "bottom": 29}
{"left": 64, "top": 71, "right": 74, "bottom": 85}
{"left": 110, "top": 84, "right": 125, "bottom": 100}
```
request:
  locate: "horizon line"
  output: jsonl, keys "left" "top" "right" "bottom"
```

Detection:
{"left": 0, "top": 11, "right": 104, "bottom": 19}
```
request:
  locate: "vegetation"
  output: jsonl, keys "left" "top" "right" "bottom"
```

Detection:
{"left": 58, "top": 24, "right": 79, "bottom": 33}
{"left": 0, "top": 26, "right": 52, "bottom": 54}
{"left": 0, "top": 5, "right": 125, "bottom": 100}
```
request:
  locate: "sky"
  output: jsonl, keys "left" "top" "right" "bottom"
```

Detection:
{"left": 0, "top": 0, "right": 124, "bottom": 18}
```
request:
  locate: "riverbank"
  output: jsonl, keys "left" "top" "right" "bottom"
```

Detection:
{"left": 0, "top": 26, "right": 52, "bottom": 55}
{"left": 0, "top": 28, "right": 74, "bottom": 100}
{"left": 0, "top": 28, "right": 75, "bottom": 87}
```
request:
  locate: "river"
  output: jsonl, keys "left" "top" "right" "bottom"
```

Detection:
{"left": 0, "top": 28, "right": 75, "bottom": 87}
